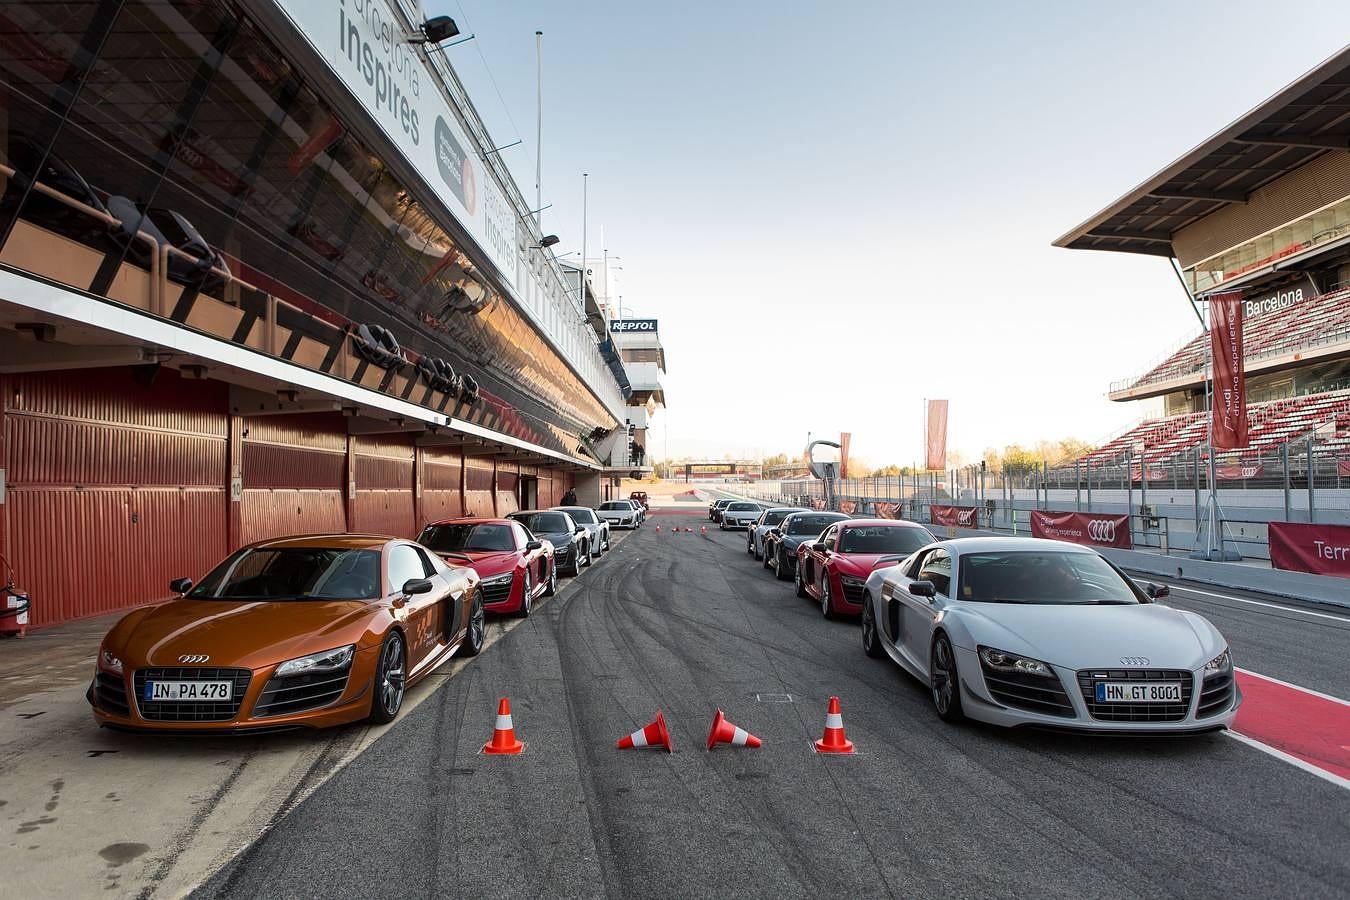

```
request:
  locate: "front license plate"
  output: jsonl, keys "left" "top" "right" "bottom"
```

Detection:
{"left": 1095, "top": 681, "right": 1182, "bottom": 703}
{"left": 144, "top": 680, "right": 233, "bottom": 702}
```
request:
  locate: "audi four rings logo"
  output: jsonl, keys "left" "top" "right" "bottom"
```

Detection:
{"left": 1119, "top": 656, "right": 1150, "bottom": 666}
{"left": 1087, "top": 519, "right": 1117, "bottom": 542}
{"left": 178, "top": 654, "right": 210, "bottom": 664}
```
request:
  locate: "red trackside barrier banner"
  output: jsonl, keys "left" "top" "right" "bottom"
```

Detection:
{"left": 1339, "top": 459, "right": 1350, "bottom": 478}
{"left": 1269, "top": 522, "right": 1350, "bottom": 578}
{"left": 930, "top": 505, "right": 979, "bottom": 528}
{"left": 874, "top": 502, "right": 900, "bottom": 519}
{"left": 838, "top": 500, "right": 857, "bottom": 515}
{"left": 1210, "top": 292, "right": 1248, "bottom": 450}
{"left": 1217, "top": 463, "right": 1265, "bottom": 480}
{"left": 1030, "top": 510, "right": 1133, "bottom": 550}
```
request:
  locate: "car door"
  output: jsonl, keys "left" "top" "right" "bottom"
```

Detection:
{"left": 388, "top": 543, "right": 441, "bottom": 670}
{"left": 806, "top": 524, "right": 838, "bottom": 596}
{"left": 424, "top": 548, "right": 465, "bottom": 643}
{"left": 882, "top": 550, "right": 928, "bottom": 648}
{"left": 901, "top": 548, "right": 953, "bottom": 673}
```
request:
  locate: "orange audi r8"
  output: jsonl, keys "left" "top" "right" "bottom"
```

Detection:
{"left": 88, "top": 535, "right": 483, "bottom": 733}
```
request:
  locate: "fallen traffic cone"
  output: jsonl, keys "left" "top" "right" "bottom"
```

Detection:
{"left": 482, "top": 697, "right": 525, "bottom": 755}
{"left": 706, "top": 708, "right": 762, "bottom": 750}
{"left": 686, "top": 527, "right": 694, "bottom": 533}
{"left": 814, "top": 696, "right": 854, "bottom": 753}
{"left": 617, "top": 710, "right": 674, "bottom": 752}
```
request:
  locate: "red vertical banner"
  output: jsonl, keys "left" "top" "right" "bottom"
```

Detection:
{"left": 1209, "top": 292, "right": 1247, "bottom": 450}
{"left": 839, "top": 432, "right": 851, "bottom": 480}
{"left": 925, "top": 399, "right": 948, "bottom": 471}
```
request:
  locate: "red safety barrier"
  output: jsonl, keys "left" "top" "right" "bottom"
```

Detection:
{"left": 1269, "top": 521, "right": 1350, "bottom": 578}
{"left": 930, "top": 505, "right": 979, "bottom": 528}
{"left": 1029, "top": 510, "right": 1133, "bottom": 550}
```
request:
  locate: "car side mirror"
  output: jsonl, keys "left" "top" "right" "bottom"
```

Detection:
{"left": 402, "top": 578, "right": 433, "bottom": 596}
{"left": 811, "top": 541, "right": 827, "bottom": 552}
{"left": 169, "top": 577, "right": 193, "bottom": 595}
{"left": 575, "top": 526, "right": 587, "bottom": 534}
{"left": 1142, "top": 581, "right": 1169, "bottom": 601}
{"left": 908, "top": 580, "right": 936, "bottom": 598}
{"left": 526, "top": 540, "right": 543, "bottom": 551}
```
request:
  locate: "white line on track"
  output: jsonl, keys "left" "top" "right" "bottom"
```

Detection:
{"left": 1167, "top": 584, "right": 1350, "bottom": 624}
{"left": 1224, "top": 731, "right": 1350, "bottom": 792}
{"left": 1237, "top": 667, "right": 1350, "bottom": 707}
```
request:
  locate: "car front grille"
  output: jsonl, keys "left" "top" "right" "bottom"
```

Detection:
{"left": 839, "top": 579, "right": 866, "bottom": 605}
{"left": 1196, "top": 671, "right": 1235, "bottom": 718}
{"left": 982, "top": 665, "right": 1076, "bottom": 718}
{"left": 132, "top": 667, "right": 251, "bottom": 722}
{"left": 480, "top": 578, "right": 514, "bottom": 605}
{"left": 253, "top": 669, "right": 351, "bottom": 718}
{"left": 95, "top": 671, "right": 130, "bottom": 715}
{"left": 1076, "top": 669, "right": 1193, "bottom": 722}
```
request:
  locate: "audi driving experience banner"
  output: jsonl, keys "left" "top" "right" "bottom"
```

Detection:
{"left": 930, "top": 505, "right": 979, "bottom": 528}
{"left": 1268, "top": 521, "right": 1350, "bottom": 578}
{"left": 1030, "top": 511, "right": 1132, "bottom": 550}
{"left": 1209, "top": 291, "right": 1248, "bottom": 450}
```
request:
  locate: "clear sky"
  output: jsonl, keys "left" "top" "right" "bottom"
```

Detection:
{"left": 430, "top": 0, "right": 1350, "bottom": 467}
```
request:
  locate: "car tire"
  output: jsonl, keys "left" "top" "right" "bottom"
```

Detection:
{"left": 775, "top": 549, "right": 792, "bottom": 581}
{"left": 567, "top": 548, "right": 582, "bottom": 577}
{"left": 794, "top": 562, "right": 808, "bottom": 597}
{"left": 543, "top": 563, "right": 557, "bottom": 597}
{"left": 820, "top": 575, "right": 835, "bottom": 619}
{"left": 459, "top": 591, "right": 485, "bottom": 657}
{"left": 930, "top": 633, "right": 965, "bottom": 723}
{"left": 519, "top": 570, "right": 534, "bottom": 617}
{"left": 762, "top": 544, "right": 773, "bottom": 570}
{"left": 603, "top": 531, "right": 611, "bottom": 551}
{"left": 861, "top": 594, "right": 883, "bottom": 658}
{"left": 580, "top": 541, "right": 592, "bottom": 568}
{"left": 368, "top": 631, "right": 406, "bottom": 724}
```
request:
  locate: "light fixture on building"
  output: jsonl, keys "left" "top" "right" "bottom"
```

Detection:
{"left": 411, "top": 16, "right": 461, "bottom": 45}
{"left": 532, "top": 235, "right": 560, "bottom": 249}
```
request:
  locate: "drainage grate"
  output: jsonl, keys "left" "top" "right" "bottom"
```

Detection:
{"left": 756, "top": 693, "right": 793, "bottom": 703}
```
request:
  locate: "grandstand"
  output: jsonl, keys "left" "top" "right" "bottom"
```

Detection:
{"left": 1057, "top": 46, "right": 1350, "bottom": 481}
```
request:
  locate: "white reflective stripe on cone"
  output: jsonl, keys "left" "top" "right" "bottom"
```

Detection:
{"left": 732, "top": 726, "right": 749, "bottom": 746}
{"left": 630, "top": 729, "right": 648, "bottom": 747}
{"left": 495, "top": 715, "right": 513, "bottom": 730}
{"left": 825, "top": 713, "right": 844, "bottom": 729}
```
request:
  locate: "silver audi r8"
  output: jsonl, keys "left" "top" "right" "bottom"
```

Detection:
{"left": 860, "top": 537, "right": 1239, "bottom": 733}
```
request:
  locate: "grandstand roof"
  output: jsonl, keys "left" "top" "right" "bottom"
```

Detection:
{"left": 1054, "top": 45, "right": 1350, "bottom": 257}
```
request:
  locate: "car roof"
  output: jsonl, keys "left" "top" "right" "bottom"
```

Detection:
{"left": 785, "top": 510, "right": 847, "bottom": 518}
{"left": 423, "top": 517, "right": 515, "bottom": 527}
{"left": 841, "top": 518, "right": 929, "bottom": 528}
{"left": 249, "top": 534, "right": 392, "bottom": 550}
{"left": 511, "top": 509, "right": 567, "bottom": 516}
{"left": 764, "top": 506, "right": 807, "bottom": 513}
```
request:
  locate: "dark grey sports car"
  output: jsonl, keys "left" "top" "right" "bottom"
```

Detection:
{"left": 764, "top": 511, "right": 850, "bottom": 580}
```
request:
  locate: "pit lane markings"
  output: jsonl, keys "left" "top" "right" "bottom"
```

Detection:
{"left": 1168, "top": 585, "right": 1350, "bottom": 624}
{"left": 1230, "top": 669, "right": 1350, "bottom": 790}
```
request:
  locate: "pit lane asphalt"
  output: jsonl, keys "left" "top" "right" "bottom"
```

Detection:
{"left": 195, "top": 513, "right": 1350, "bottom": 900}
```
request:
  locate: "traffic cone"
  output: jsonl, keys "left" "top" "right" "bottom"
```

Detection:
{"left": 814, "top": 696, "right": 854, "bottom": 753}
{"left": 700, "top": 525, "right": 707, "bottom": 535}
{"left": 482, "top": 697, "right": 525, "bottom": 755}
{"left": 617, "top": 710, "right": 673, "bottom": 752}
{"left": 706, "top": 708, "right": 762, "bottom": 750}
{"left": 655, "top": 524, "right": 661, "bottom": 533}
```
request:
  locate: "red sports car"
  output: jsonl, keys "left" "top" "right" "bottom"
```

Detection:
{"left": 417, "top": 518, "right": 555, "bottom": 617}
{"left": 795, "top": 519, "right": 935, "bottom": 619}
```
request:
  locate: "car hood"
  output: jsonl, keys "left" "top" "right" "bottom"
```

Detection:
{"left": 780, "top": 534, "right": 820, "bottom": 549}
{"left": 436, "top": 548, "right": 518, "bottom": 576}
{"left": 951, "top": 602, "right": 1225, "bottom": 670}
{"left": 106, "top": 598, "right": 382, "bottom": 670}
{"left": 833, "top": 552, "right": 911, "bottom": 573}
{"left": 537, "top": 531, "right": 574, "bottom": 547}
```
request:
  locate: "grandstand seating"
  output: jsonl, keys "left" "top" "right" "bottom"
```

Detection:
{"left": 1080, "top": 389, "right": 1350, "bottom": 465}
{"left": 1124, "top": 286, "right": 1350, "bottom": 390}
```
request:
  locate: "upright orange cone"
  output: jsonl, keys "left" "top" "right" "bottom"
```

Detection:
{"left": 482, "top": 697, "right": 525, "bottom": 755}
{"left": 655, "top": 524, "right": 661, "bottom": 533}
{"left": 700, "top": 525, "right": 707, "bottom": 535}
{"left": 706, "top": 708, "right": 762, "bottom": 750}
{"left": 814, "top": 696, "right": 854, "bottom": 753}
{"left": 617, "top": 710, "right": 673, "bottom": 752}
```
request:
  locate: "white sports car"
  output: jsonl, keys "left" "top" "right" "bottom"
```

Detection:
{"left": 861, "top": 537, "right": 1240, "bottom": 733}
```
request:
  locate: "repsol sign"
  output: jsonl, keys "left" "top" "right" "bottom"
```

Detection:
{"left": 1242, "top": 276, "right": 1316, "bottom": 318}
{"left": 611, "top": 319, "right": 658, "bottom": 333}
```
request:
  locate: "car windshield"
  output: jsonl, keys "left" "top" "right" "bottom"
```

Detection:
{"left": 559, "top": 507, "right": 597, "bottom": 523}
{"left": 514, "top": 512, "right": 570, "bottom": 533}
{"left": 418, "top": 523, "right": 514, "bottom": 553}
{"left": 188, "top": 548, "right": 381, "bottom": 600}
{"left": 786, "top": 514, "right": 844, "bottom": 535}
{"left": 762, "top": 509, "right": 799, "bottom": 527}
{"left": 957, "top": 551, "right": 1141, "bottom": 605}
{"left": 728, "top": 502, "right": 757, "bottom": 511}
{"left": 600, "top": 502, "right": 630, "bottom": 510}
{"left": 839, "top": 526, "right": 932, "bottom": 555}
{"left": 714, "top": 500, "right": 733, "bottom": 508}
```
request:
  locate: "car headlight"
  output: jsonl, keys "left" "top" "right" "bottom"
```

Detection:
{"left": 840, "top": 575, "right": 866, "bottom": 589}
{"left": 98, "top": 649, "right": 123, "bottom": 674}
{"left": 274, "top": 645, "right": 355, "bottom": 678}
{"left": 978, "top": 646, "right": 1054, "bottom": 678}
{"left": 480, "top": 572, "right": 515, "bottom": 587}
{"left": 1204, "top": 648, "right": 1232, "bottom": 675}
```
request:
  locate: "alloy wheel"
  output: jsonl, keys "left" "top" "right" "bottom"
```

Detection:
{"left": 932, "top": 638, "right": 954, "bottom": 715}
{"left": 380, "top": 636, "right": 405, "bottom": 717}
